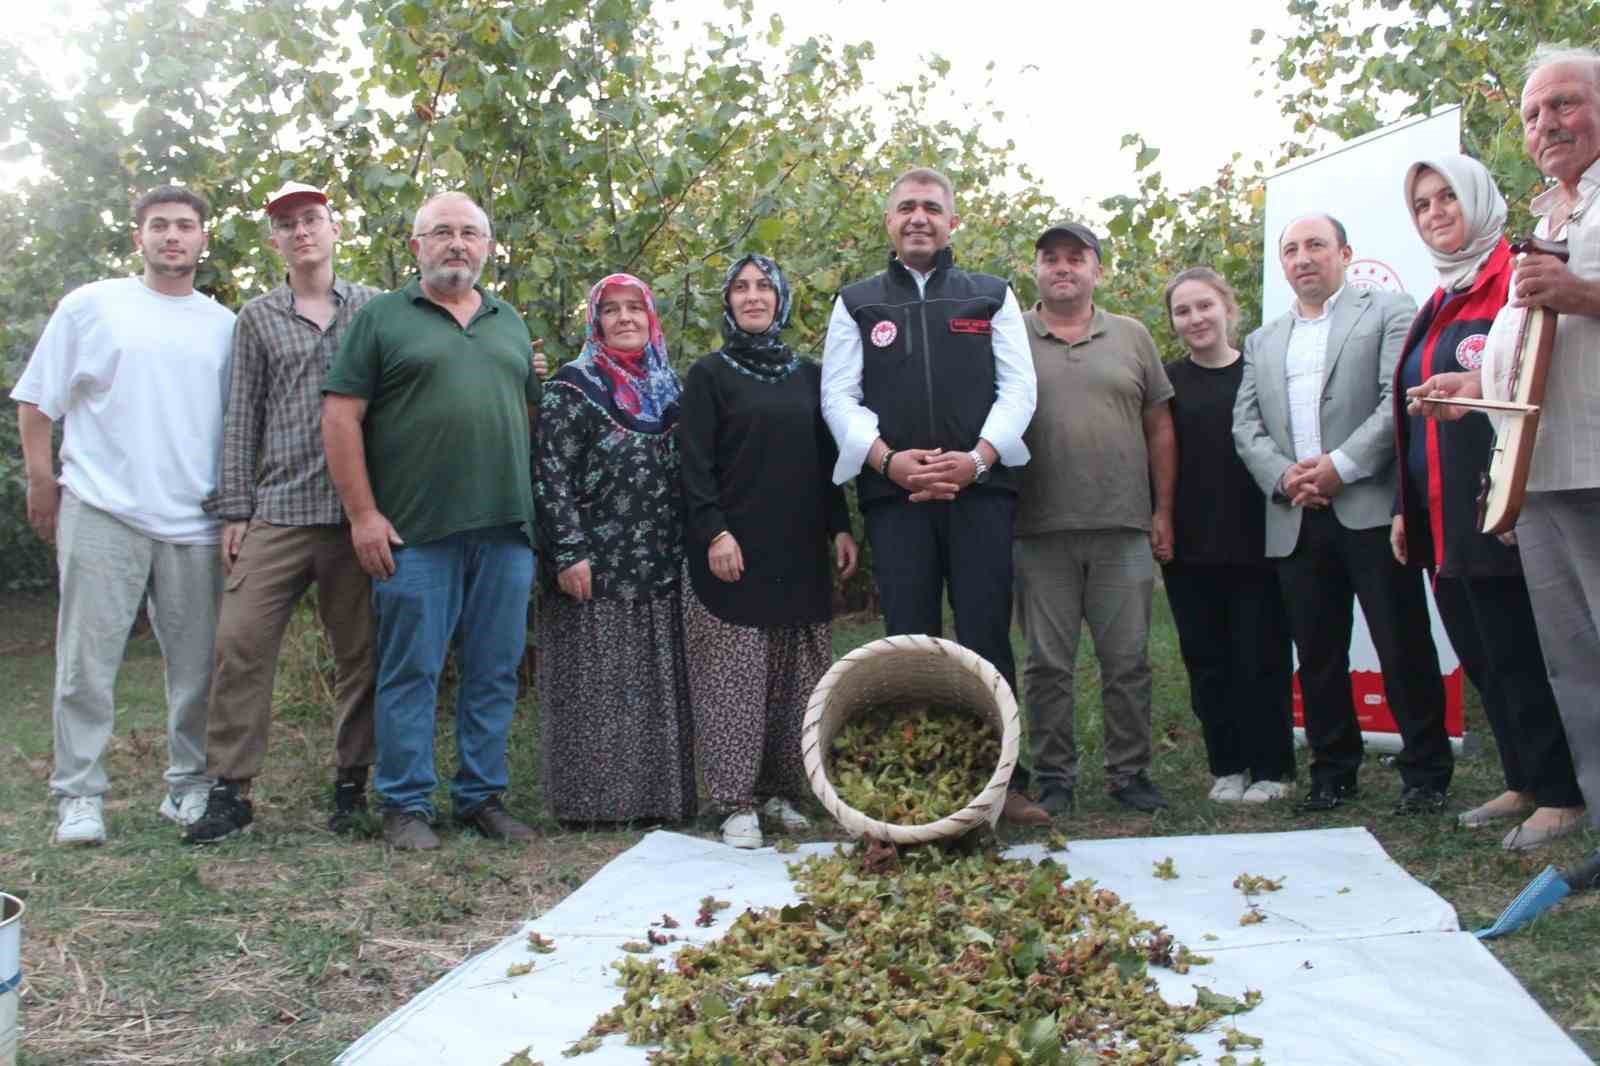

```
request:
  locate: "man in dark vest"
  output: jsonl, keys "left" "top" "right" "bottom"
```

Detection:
{"left": 820, "top": 166, "right": 1047, "bottom": 825}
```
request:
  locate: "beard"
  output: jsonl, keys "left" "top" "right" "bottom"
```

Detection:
{"left": 421, "top": 258, "right": 482, "bottom": 294}
{"left": 144, "top": 250, "right": 197, "bottom": 278}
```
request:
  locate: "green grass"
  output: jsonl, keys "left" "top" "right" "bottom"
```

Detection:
{"left": 2, "top": 588, "right": 1597, "bottom": 1064}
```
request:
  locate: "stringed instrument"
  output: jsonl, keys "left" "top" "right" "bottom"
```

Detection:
{"left": 1474, "top": 237, "right": 1570, "bottom": 533}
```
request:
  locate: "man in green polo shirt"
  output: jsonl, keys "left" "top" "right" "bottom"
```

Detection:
{"left": 1014, "top": 222, "right": 1177, "bottom": 816}
{"left": 322, "top": 191, "right": 539, "bottom": 851}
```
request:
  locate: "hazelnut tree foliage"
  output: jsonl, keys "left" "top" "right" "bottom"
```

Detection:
{"left": 0, "top": 0, "right": 1592, "bottom": 590}
{"left": 0, "top": 0, "right": 1058, "bottom": 374}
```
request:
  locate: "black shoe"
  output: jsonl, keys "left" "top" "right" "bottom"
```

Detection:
{"left": 1393, "top": 785, "right": 1448, "bottom": 815}
{"left": 1297, "top": 781, "right": 1358, "bottom": 813}
{"left": 328, "top": 768, "right": 369, "bottom": 833}
{"left": 1109, "top": 773, "right": 1169, "bottom": 812}
{"left": 1038, "top": 786, "right": 1076, "bottom": 816}
{"left": 183, "top": 782, "right": 254, "bottom": 844}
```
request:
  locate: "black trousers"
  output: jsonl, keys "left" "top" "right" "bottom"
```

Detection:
{"left": 1432, "top": 574, "right": 1583, "bottom": 808}
{"left": 1163, "top": 563, "right": 1296, "bottom": 782}
{"left": 1275, "top": 509, "right": 1453, "bottom": 792}
{"left": 862, "top": 489, "right": 1024, "bottom": 788}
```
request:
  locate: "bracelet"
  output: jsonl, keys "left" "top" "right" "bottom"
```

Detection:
{"left": 879, "top": 448, "right": 896, "bottom": 479}
{"left": 710, "top": 530, "right": 732, "bottom": 545}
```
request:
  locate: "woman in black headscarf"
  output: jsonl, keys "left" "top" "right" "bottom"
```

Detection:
{"left": 679, "top": 253, "right": 858, "bottom": 849}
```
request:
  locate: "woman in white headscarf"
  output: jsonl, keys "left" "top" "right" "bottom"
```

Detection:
{"left": 1390, "top": 154, "right": 1584, "bottom": 849}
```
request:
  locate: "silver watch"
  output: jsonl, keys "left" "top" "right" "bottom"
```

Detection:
{"left": 968, "top": 449, "right": 991, "bottom": 484}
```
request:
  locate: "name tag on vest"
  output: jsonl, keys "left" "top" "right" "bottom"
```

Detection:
{"left": 949, "top": 318, "right": 991, "bottom": 335}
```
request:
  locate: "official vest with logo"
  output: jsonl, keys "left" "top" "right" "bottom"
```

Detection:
{"left": 839, "top": 247, "right": 1013, "bottom": 505}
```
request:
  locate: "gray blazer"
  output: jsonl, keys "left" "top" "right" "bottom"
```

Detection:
{"left": 1232, "top": 286, "right": 1419, "bottom": 557}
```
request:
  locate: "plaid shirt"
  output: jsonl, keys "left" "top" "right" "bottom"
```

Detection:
{"left": 206, "top": 277, "right": 379, "bottom": 525}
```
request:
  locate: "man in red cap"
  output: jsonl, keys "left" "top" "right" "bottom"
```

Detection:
{"left": 184, "top": 181, "right": 383, "bottom": 843}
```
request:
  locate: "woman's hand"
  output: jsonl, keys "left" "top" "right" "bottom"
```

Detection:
{"left": 559, "top": 559, "right": 593, "bottom": 601}
{"left": 834, "top": 532, "right": 859, "bottom": 580}
{"left": 1406, "top": 371, "right": 1480, "bottom": 420}
{"left": 709, "top": 533, "right": 744, "bottom": 583}
{"left": 1390, "top": 515, "right": 1407, "bottom": 565}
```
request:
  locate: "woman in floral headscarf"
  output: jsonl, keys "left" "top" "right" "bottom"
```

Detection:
{"left": 536, "top": 273, "right": 696, "bottom": 824}
{"left": 679, "top": 254, "right": 859, "bottom": 848}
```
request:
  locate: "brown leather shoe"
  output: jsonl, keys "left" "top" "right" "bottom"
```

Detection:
{"left": 455, "top": 797, "right": 535, "bottom": 842}
{"left": 1001, "top": 791, "right": 1051, "bottom": 826}
{"left": 382, "top": 810, "right": 440, "bottom": 851}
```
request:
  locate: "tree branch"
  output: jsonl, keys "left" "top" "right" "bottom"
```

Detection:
{"left": 624, "top": 124, "right": 743, "bottom": 271}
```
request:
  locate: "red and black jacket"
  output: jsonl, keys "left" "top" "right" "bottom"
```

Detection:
{"left": 1392, "top": 238, "right": 1522, "bottom": 577}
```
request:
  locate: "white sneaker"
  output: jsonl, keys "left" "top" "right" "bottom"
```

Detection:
{"left": 159, "top": 789, "right": 210, "bottom": 827}
{"left": 720, "top": 809, "right": 763, "bottom": 849}
{"left": 55, "top": 795, "right": 106, "bottom": 846}
{"left": 1208, "top": 773, "right": 1249, "bottom": 803}
{"left": 761, "top": 796, "right": 812, "bottom": 831}
{"left": 1241, "top": 780, "right": 1290, "bottom": 804}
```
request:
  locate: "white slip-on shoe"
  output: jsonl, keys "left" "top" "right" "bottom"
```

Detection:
{"left": 159, "top": 788, "right": 210, "bottom": 827}
{"left": 761, "top": 796, "right": 812, "bottom": 831}
{"left": 1241, "top": 780, "right": 1290, "bottom": 804}
{"left": 56, "top": 795, "right": 106, "bottom": 846}
{"left": 1208, "top": 773, "right": 1248, "bottom": 803}
{"left": 720, "top": 809, "right": 763, "bottom": 849}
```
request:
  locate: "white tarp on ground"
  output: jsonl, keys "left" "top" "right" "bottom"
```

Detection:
{"left": 338, "top": 828, "right": 1591, "bottom": 1066}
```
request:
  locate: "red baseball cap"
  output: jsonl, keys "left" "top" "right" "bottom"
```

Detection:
{"left": 264, "top": 181, "right": 329, "bottom": 216}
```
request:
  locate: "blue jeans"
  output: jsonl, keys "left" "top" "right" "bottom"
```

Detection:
{"left": 370, "top": 526, "right": 534, "bottom": 817}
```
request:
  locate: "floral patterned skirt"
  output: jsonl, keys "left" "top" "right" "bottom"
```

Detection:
{"left": 681, "top": 576, "right": 832, "bottom": 812}
{"left": 538, "top": 587, "right": 697, "bottom": 823}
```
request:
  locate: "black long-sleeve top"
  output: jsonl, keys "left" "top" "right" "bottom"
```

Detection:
{"left": 679, "top": 352, "right": 850, "bottom": 627}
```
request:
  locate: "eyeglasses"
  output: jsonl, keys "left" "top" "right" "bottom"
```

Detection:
{"left": 271, "top": 212, "right": 329, "bottom": 234}
{"left": 419, "top": 226, "right": 487, "bottom": 243}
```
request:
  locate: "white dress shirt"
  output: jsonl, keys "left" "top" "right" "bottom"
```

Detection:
{"left": 819, "top": 261, "right": 1035, "bottom": 485}
{"left": 1283, "top": 284, "right": 1368, "bottom": 486}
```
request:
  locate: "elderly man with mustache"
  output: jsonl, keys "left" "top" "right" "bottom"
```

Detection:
{"left": 322, "top": 191, "right": 542, "bottom": 850}
{"left": 1412, "top": 44, "right": 1600, "bottom": 833}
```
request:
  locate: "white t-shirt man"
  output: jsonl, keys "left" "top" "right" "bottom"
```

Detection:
{"left": 11, "top": 276, "right": 236, "bottom": 543}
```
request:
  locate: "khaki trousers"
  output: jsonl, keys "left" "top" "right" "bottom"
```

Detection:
{"left": 51, "top": 491, "right": 221, "bottom": 799}
{"left": 1015, "top": 529, "right": 1155, "bottom": 792}
{"left": 205, "top": 519, "right": 376, "bottom": 781}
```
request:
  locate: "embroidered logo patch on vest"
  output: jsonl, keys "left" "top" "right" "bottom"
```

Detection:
{"left": 949, "top": 318, "right": 992, "bottom": 335}
{"left": 1455, "top": 333, "right": 1488, "bottom": 370}
{"left": 870, "top": 320, "right": 898, "bottom": 348}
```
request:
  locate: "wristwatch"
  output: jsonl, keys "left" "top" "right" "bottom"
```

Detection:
{"left": 968, "top": 449, "right": 991, "bottom": 484}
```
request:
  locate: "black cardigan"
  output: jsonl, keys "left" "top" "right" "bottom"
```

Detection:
{"left": 679, "top": 352, "right": 851, "bottom": 627}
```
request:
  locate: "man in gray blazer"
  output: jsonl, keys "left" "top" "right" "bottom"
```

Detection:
{"left": 1233, "top": 213, "right": 1453, "bottom": 814}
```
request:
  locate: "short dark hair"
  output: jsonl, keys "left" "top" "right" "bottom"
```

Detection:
{"left": 886, "top": 167, "right": 955, "bottom": 213}
{"left": 133, "top": 185, "right": 210, "bottom": 228}
{"left": 1278, "top": 212, "right": 1348, "bottom": 251}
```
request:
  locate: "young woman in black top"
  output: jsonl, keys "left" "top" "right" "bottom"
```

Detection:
{"left": 679, "top": 254, "right": 859, "bottom": 848}
{"left": 1161, "top": 268, "right": 1296, "bottom": 804}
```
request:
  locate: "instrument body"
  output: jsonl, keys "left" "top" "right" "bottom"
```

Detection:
{"left": 1476, "top": 236, "right": 1570, "bottom": 534}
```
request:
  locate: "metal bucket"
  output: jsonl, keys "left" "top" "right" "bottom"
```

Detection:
{"left": 0, "top": 892, "right": 21, "bottom": 1066}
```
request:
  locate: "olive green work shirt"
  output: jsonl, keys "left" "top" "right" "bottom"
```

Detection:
{"left": 324, "top": 277, "right": 540, "bottom": 547}
{"left": 1015, "top": 304, "right": 1172, "bottom": 536}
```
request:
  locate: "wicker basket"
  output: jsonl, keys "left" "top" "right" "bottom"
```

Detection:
{"left": 801, "top": 634, "right": 1022, "bottom": 845}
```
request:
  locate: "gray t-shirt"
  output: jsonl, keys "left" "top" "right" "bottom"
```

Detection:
{"left": 1015, "top": 305, "right": 1172, "bottom": 536}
